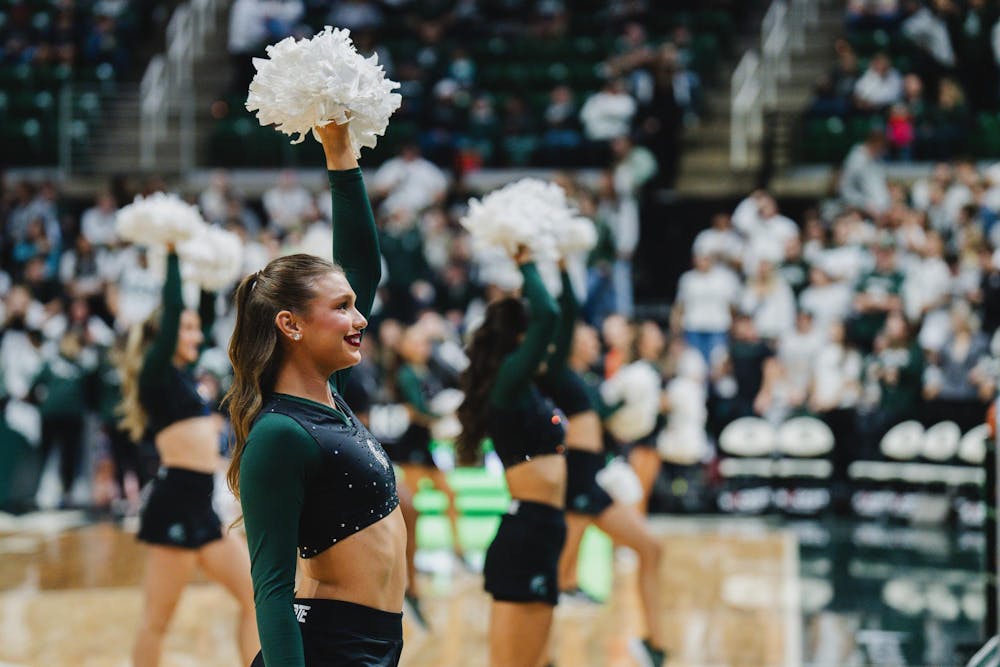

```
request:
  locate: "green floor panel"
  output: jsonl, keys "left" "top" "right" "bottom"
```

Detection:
{"left": 417, "top": 514, "right": 501, "bottom": 552}
{"left": 576, "top": 526, "right": 613, "bottom": 601}
{"left": 413, "top": 489, "right": 447, "bottom": 514}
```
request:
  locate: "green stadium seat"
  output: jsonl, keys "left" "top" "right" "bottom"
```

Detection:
{"left": 0, "top": 63, "right": 34, "bottom": 89}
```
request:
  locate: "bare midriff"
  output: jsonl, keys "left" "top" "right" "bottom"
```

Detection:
{"left": 297, "top": 507, "right": 408, "bottom": 612}
{"left": 505, "top": 453, "right": 567, "bottom": 508}
{"left": 154, "top": 414, "right": 224, "bottom": 473}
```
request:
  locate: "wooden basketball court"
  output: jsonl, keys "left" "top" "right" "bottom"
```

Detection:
{"left": 0, "top": 513, "right": 800, "bottom": 667}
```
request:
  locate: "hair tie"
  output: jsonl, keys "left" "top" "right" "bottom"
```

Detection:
{"left": 251, "top": 270, "right": 261, "bottom": 290}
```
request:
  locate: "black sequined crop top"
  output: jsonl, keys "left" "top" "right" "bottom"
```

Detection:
{"left": 138, "top": 253, "right": 216, "bottom": 438}
{"left": 487, "top": 385, "right": 567, "bottom": 468}
{"left": 246, "top": 392, "right": 399, "bottom": 558}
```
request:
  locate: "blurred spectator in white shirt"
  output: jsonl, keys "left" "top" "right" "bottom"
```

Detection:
{"left": 199, "top": 170, "right": 237, "bottom": 225}
{"left": 79, "top": 191, "right": 118, "bottom": 248}
{"left": 263, "top": 170, "right": 316, "bottom": 233}
{"left": 673, "top": 251, "right": 741, "bottom": 363}
{"left": 902, "top": 1, "right": 955, "bottom": 67}
{"left": 371, "top": 144, "right": 448, "bottom": 216}
{"left": 778, "top": 310, "right": 826, "bottom": 407}
{"left": 738, "top": 195, "right": 799, "bottom": 276}
{"left": 739, "top": 259, "right": 796, "bottom": 342}
{"left": 853, "top": 52, "right": 903, "bottom": 110}
{"left": 579, "top": 78, "right": 637, "bottom": 142}
{"left": 799, "top": 263, "right": 855, "bottom": 332}
{"left": 693, "top": 212, "right": 744, "bottom": 270}
{"left": 839, "top": 130, "right": 891, "bottom": 215}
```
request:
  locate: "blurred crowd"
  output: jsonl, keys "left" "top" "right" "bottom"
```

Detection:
{"left": 0, "top": 0, "right": 175, "bottom": 74}
{"left": 220, "top": 0, "right": 714, "bottom": 179}
{"left": 4, "top": 140, "right": 999, "bottom": 513}
{"left": 808, "top": 0, "right": 1000, "bottom": 160}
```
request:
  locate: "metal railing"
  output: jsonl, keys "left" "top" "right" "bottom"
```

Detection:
{"left": 731, "top": 0, "right": 821, "bottom": 169}
{"left": 140, "top": 0, "right": 222, "bottom": 171}
{"left": 731, "top": 51, "right": 762, "bottom": 170}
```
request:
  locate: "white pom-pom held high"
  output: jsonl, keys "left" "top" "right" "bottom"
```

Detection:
{"left": 246, "top": 26, "right": 402, "bottom": 158}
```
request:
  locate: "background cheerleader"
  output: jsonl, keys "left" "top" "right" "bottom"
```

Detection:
{"left": 118, "top": 247, "right": 257, "bottom": 667}
{"left": 390, "top": 321, "right": 466, "bottom": 621}
{"left": 626, "top": 320, "right": 670, "bottom": 513}
{"left": 539, "top": 270, "right": 667, "bottom": 667}
{"left": 456, "top": 247, "right": 566, "bottom": 667}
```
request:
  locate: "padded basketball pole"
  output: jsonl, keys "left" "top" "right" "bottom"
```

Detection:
{"left": 991, "top": 394, "right": 999, "bottom": 637}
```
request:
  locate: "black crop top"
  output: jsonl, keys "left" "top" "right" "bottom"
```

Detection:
{"left": 488, "top": 385, "right": 567, "bottom": 468}
{"left": 140, "top": 366, "right": 210, "bottom": 436}
{"left": 483, "top": 263, "right": 567, "bottom": 469}
{"left": 248, "top": 392, "right": 399, "bottom": 558}
{"left": 139, "top": 253, "right": 217, "bottom": 438}
{"left": 538, "top": 367, "right": 592, "bottom": 418}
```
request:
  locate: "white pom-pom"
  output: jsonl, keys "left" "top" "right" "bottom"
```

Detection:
{"left": 429, "top": 388, "right": 465, "bottom": 416}
{"left": 246, "top": 26, "right": 402, "bottom": 157}
{"left": 116, "top": 192, "right": 205, "bottom": 247}
{"left": 553, "top": 217, "right": 598, "bottom": 256}
{"left": 601, "top": 362, "right": 662, "bottom": 442}
{"left": 429, "top": 388, "right": 464, "bottom": 442}
{"left": 461, "top": 178, "right": 596, "bottom": 290}
{"left": 595, "top": 458, "right": 643, "bottom": 504}
{"left": 177, "top": 226, "right": 245, "bottom": 291}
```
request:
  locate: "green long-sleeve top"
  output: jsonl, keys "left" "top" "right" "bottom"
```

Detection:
{"left": 488, "top": 263, "right": 560, "bottom": 408}
{"left": 485, "top": 263, "right": 570, "bottom": 469}
{"left": 138, "top": 253, "right": 217, "bottom": 436}
{"left": 538, "top": 272, "right": 623, "bottom": 421}
{"left": 241, "top": 168, "right": 384, "bottom": 667}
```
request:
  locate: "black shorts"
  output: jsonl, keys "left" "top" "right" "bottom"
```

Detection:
{"left": 565, "top": 449, "right": 614, "bottom": 516}
{"left": 483, "top": 500, "right": 566, "bottom": 606}
{"left": 249, "top": 598, "right": 403, "bottom": 667}
{"left": 137, "top": 467, "right": 223, "bottom": 549}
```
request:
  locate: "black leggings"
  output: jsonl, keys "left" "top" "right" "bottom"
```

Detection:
{"left": 41, "top": 416, "right": 84, "bottom": 496}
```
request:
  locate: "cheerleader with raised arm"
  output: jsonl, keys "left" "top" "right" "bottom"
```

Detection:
{"left": 456, "top": 246, "right": 567, "bottom": 667}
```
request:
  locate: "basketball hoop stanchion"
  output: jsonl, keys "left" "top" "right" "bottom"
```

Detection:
{"left": 968, "top": 397, "right": 1000, "bottom": 667}
{"left": 988, "top": 397, "right": 997, "bottom": 637}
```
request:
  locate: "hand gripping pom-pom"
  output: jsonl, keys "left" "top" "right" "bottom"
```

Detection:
{"left": 246, "top": 26, "right": 402, "bottom": 158}
{"left": 116, "top": 192, "right": 205, "bottom": 247}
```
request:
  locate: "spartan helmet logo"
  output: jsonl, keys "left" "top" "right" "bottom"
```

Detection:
{"left": 366, "top": 438, "right": 389, "bottom": 470}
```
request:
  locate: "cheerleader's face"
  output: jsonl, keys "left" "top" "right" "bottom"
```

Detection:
{"left": 300, "top": 272, "right": 368, "bottom": 370}
{"left": 174, "top": 310, "right": 203, "bottom": 365}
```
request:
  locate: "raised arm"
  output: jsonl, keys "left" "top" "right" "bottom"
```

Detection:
{"left": 544, "top": 268, "right": 578, "bottom": 379}
{"left": 198, "top": 289, "right": 216, "bottom": 352}
{"left": 490, "top": 261, "right": 560, "bottom": 405}
{"left": 316, "top": 123, "right": 381, "bottom": 395}
{"left": 240, "top": 415, "right": 321, "bottom": 667}
{"left": 139, "top": 251, "right": 183, "bottom": 385}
